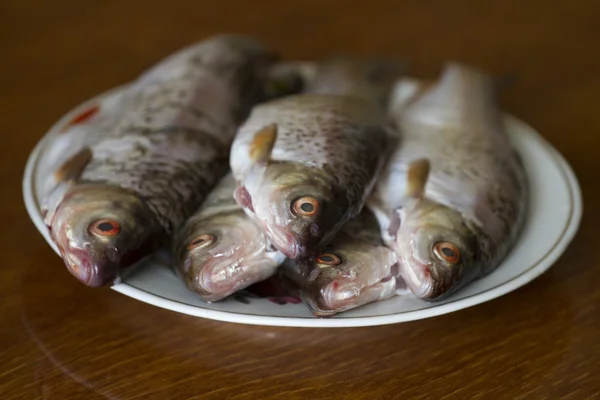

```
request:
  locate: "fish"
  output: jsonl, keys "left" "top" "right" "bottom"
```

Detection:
{"left": 304, "top": 55, "right": 407, "bottom": 109}
{"left": 367, "top": 62, "right": 528, "bottom": 300}
{"left": 38, "top": 93, "right": 127, "bottom": 201}
{"left": 293, "top": 210, "right": 406, "bottom": 316}
{"left": 173, "top": 173, "right": 286, "bottom": 302}
{"left": 43, "top": 34, "right": 284, "bottom": 287}
{"left": 229, "top": 56, "right": 406, "bottom": 259}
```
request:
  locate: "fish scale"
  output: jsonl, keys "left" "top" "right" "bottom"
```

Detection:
{"left": 79, "top": 38, "right": 270, "bottom": 228}
{"left": 173, "top": 174, "right": 286, "bottom": 302}
{"left": 45, "top": 34, "right": 282, "bottom": 287}
{"left": 368, "top": 62, "right": 528, "bottom": 300}
{"left": 230, "top": 92, "right": 394, "bottom": 259}
{"left": 229, "top": 56, "right": 406, "bottom": 259}
{"left": 80, "top": 128, "right": 228, "bottom": 234}
{"left": 294, "top": 209, "right": 403, "bottom": 316}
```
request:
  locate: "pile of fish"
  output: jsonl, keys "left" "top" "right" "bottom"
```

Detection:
{"left": 41, "top": 34, "right": 528, "bottom": 316}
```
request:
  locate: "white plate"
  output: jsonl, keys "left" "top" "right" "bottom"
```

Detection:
{"left": 23, "top": 84, "right": 582, "bottom": 328}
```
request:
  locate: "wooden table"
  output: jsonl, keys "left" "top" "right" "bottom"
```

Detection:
{"left": 2, "top": 1, "right": 598, "bottom": 399}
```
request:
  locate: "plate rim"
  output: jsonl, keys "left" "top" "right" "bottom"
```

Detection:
{"left": 23, "top": 84, "right": 583, "bottom": 328}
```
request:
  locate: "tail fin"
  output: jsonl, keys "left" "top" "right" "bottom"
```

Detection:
{"left": 305, "top": 55, "right": 410, "bottom": 108}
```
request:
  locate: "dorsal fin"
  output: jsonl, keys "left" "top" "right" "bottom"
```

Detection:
{"left": 54, "top": 147, "right": 92, "bottom": 182}
{"left": 388, "top": 77, "right": 435, "bottom": 118}
{"left": 405, "top": 158, "right": 430, "bottom": 199}
{"left": 249, "top": 123, "right": 277, "bottom": 164}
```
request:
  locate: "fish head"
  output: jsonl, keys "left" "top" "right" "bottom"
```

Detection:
{"left": 49, "top": 184, "right": 158, "bottom": 287}
{"left": 247, "top": 162, "right": 348, "bottom": 259}
{"left": 299, "top": 235, "right": 398, "bottom": 316}
{"left": 174, "top": 211, "right": 285, "bottom": 302}
{"left": 393, "top": 200, "right": 478, "bottom": 300}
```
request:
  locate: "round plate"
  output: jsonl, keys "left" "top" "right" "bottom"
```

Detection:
{"left": 23, "top": 84, "right": 582, "bottom": 328}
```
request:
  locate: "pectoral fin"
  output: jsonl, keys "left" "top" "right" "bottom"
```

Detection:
{"left": 405, "top": 158, "right": 430, "bottom": 199}
{"left": 54, "top": 147, "right": 92, "bottom": 182}
{"left": 249, "top": 124, "right": 277, "bottom": 165}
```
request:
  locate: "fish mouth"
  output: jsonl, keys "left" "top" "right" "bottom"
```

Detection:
{"left": 61, "top": 248, "right": 119, "bottom": 287}
{"left": 267, "top": 227, "right": 307, "bottom": 259}
{"left": 399, "top": 257, "right": 457, "bottom": 300}
{"left": 305, "top": 275, "right": 397, "bottom": 316}
{"left": 190, "top": 256, "right": 279, "bottom": 302}
{"left": 320, "top": 279, "right": 361, "bottom": 313}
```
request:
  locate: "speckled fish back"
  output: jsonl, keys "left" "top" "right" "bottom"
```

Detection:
{"left": 232, "top": 93, "right": 391, "bottom": 210}
{"left": 377, "top": 63, "right": 528, "bottom": 270}
{"left": 194, "top": 173, "right": 240, "bottom": 218}
{"left": 78, "top": 36, "right": 278, "bottom": 235}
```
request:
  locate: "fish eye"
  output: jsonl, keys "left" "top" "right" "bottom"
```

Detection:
{"left": 89, "top": 219, "right": 121, "bottom": 237}
{"left": 187, "top": 234, "right": 216, "bottom": 251}
{"left": 316, "top": 253, "right": 341, "bottom": 266}
{"left": 433, "top": 242, "right": 461, "bottom": 264}
{"left": 292, "top": 196, "right": 320, "bottom": 217}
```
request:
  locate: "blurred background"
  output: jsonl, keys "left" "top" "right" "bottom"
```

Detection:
{"left": 1, "top": 1, "right": 598, "bottom": 399}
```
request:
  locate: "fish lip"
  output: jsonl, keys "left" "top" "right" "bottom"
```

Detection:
{"left": 399, "top": 257, "right": 457, "bottom": 300}
{"left": 395, "top": 252, "right": 434, "bottom": 299}
{"left": 314, "top": 278, "right": 361, "bottom": 313}
{"left": 191, "top": 257, "right": 256, "bottom": 302}
{"left": 280, "top": 244, "right": 301, "bottom": 259}
{"left": 268, "top": 228, "right": 306, "bottom": 259}
{"left": 62, "top": 248, "right": 118, "bottom": 287}
{"left": 191, "top": 260, "right": 232, "bottom": 301}
{"left": 302, "top": 294, "right": 339, "bottom": 317}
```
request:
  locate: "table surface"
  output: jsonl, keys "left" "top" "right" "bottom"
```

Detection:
{"left": 2, "top": 1, "right": 599, "bottom": 399}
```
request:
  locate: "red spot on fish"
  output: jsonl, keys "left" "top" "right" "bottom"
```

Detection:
{"left": 60, "top": 104, "right": 100, "bottom": 132}
{"left": 423, "top": 266, "right": 431, "bottom": 278}
{"left": 234, "top": 185, "right": 254, "bottom": 212}
{"left": 331, "top": 281, "right": 339, "bottom": 290}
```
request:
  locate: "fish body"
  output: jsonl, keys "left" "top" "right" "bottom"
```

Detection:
{"left": 173, "top": 174, "right": 286, "bottom": 302}
{"left": 295, "top": 210, "right": 403, "bottom": 316}
{"left": 39, "top": 94, "right": 126, "bottom": 200}
{"left": 44, "top": 35, "right": 281, "bottom": 287}
{"left": 368, "top": 62, "right": 528, "bottom": 300}
{"left": 230, "top": 57, "right": 405, "bottom": 259}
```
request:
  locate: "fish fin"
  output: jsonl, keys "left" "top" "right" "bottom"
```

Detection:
{"left": 405, "top": 158, "right": 430, "bottom": 199}
{"left": 42, "top": 181, "right": 73, "bottom": 227}
{"left": 54, "top": 147, "right": 92, "bottom": 182}
{"left": 249, "top": 124, "right": 277, "bottom": 165}
{"left": 388, "top": 78, "right": 435, "bottom": 117}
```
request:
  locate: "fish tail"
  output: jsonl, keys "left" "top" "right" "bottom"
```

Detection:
{"left": 305, "top": 55, "right": 409, "bottom": 108}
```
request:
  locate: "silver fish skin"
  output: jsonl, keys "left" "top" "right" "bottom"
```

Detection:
{"left": 230, "top": 57, "right": 405, "bottom": 259}
{"left": 173, "top": 174, "right": 286, "bottom": 302}
{"left": 44, "top": 34, "right": 281, "bottom": 287}
{"left": 368, "top": 62, "right": 528, "bottom": 300}
{"left": 296, "top": 210, "right": 402, "bottom": 316}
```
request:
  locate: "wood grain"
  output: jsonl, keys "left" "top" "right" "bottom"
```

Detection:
{"left": 1, "top": 1, "right": 599, "bottom": 399}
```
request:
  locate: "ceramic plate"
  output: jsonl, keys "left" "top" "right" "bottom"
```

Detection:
{"left": 23, "top": 83, "right": 582, "bottom": 328}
